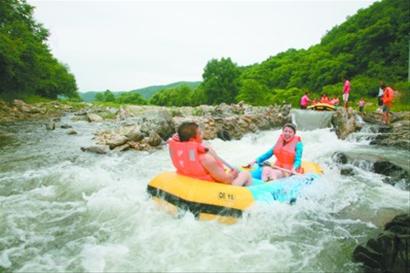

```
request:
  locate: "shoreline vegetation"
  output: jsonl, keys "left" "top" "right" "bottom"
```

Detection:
{"left": 1, "top": 0, "right": 409, "bottom": 112}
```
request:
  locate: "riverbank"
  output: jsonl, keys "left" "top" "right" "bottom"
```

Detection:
{"left": 1, "top": 99, "right": 409, "bottom": 150}
{"left": 1, "top": 99, "right": 409, "bottom": 273}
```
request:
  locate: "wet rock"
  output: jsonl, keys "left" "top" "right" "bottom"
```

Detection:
{"left": 147, "top": 132, "right": 162, "bottom": 147}
{"left": 125, "top": 129, "right": 144, "bottom": 142}
{"left": 363, "top": 112, "right": 410, "bottom": 149}
{"left": 67, "top": 129, "right": 77, "bottom": 135}
{"left": 61, "top": 124, "right": 73, "bottom": 129}
{"left": 80, "top": 145, "right": 108, "bottom": 154}
{"left": 373, "top": 161, "right": 409, "bottom": 189}
{"left": 93, "top": 103, "right": 292, "bottom": 152}
{"left": 373, "top": 161, "right": 407, "bottom": 177}
{"left": 217, "top": 130, "right": 231, "bottom": 141}
{"left": 113, "top": 143, "right": 130, "bottom": 152}
{"left": 128, "top": 141, "right": 151, "bottom": 151}
{"left": 45, "top": 121, "right": 56, "bottom": 130}
{"left": 74, "top": 110, "right": 88, "bottom": 116}
{"left": 331, "top": 108, "right": 361, "bottom": 139}
{"left": 332, "top": 152, "right": 348, "bottom": 165}
{"left": 340, "top": 166, "right": 355, "bottom": 176}
{"left": 370, "top": 121, "right": 410, "bottom": 149}
{"left": 352, "top": 213, "right": 410, "bottom": 273}
{"left": 87, "top": 113, "right": 103, "bottom": 122}
{"left": 106, "top": 135, "right": 128, "bottom": 149}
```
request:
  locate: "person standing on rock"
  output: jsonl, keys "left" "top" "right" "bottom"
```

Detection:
{"left": 300, "top": 92, "right": 310, "bottom": 109}
{"left": 168, "top": 122, "right": 252, "bottom": 186}
{"left": 381, "top": 83, "right": 394, "bottom": 125}
{"left": 377, "top": 83, "right": 384, "bottom": 113}
{"left": 343, "top": 79, "right": 351, "bottom": 109}
{"left": 358, "top": 97, "right": 365, "bottom": 113}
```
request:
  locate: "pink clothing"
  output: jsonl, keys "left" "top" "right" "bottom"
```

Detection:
{"left": 359, "top": 100, "right": 365, "bottom": 107}
{"left": 300, "top": 95, "right": 310, "bottom": 106}
{"left": 343, "top": 80, "right": 351, "bottom": 94}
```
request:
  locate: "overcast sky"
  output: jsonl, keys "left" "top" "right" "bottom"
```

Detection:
{"left": 28, "top": 0, "right": 377, "bottom": 92}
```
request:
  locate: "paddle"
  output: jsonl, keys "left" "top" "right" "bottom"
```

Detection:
{"left": 203, "top": 144, "right": 236, "bottom": 171}
{"left": 261, "top": 161, "right": 301, "bottom": 176}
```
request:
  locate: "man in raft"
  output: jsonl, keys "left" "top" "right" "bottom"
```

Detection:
{"left": 168, "top": 121, "right": 252, "bottom": 186}
{"left": 246, "top": 123, "right": 303, "bottom": 181}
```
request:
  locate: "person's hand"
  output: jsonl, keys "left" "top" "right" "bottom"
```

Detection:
{"left": 290, "top": 168, "right": 297, "bottom": 175}
{"left": 230, "top": 168, "right": 239, "bottom": 178}
{"left": 242, "top": 160, "right": 256, "bottom": 168}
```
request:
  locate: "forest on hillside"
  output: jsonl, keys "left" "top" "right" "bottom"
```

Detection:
{"left": 0, "top": 0, "right": 78, "bottom": 100}
{"left": 1, "top": 0, "right": 408, "bottom": 107}
{"left": 149, "top": 0, "right": 409, "bottom": 108}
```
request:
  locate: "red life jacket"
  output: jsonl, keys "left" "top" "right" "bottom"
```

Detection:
{"left": 273, "top": 134, "right": 301, "bottom": 171}
{"left": 168, "top": 135, "right": 223, "bottom": 182}
{"left": 383, "top": 87, "right": 394, "bottom": 106}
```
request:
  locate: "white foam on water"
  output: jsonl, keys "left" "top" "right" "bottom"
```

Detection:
{"left": 0, "top": 118, "right": 408, "bottom": 272}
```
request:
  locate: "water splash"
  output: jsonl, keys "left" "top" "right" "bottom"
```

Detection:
{"left": 0, "top": 114, "right": 408, "bottom": 272}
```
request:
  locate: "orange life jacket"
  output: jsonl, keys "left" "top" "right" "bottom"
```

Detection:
{"left": 273, "top": 134, "right": 301, "bottom": 171}
{"left": 168, "top": 135, "right": 223, "bottom": 182}
{"left": 383, "top": 87, "right": 394, "bottom": 106}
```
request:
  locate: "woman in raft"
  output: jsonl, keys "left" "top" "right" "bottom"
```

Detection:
{"left": 245, "top": 123, "right": 303, "bottom": 181}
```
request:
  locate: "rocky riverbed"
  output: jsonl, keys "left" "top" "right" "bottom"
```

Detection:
{"left": 1, "top": 99, "right": 409, "bottom": 273}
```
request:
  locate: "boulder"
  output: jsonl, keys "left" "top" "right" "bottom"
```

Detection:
{"left": 87, "top": 113, "right": 103, "bottom": 122}
{"left": 373, "top": 161, "right": 409, "bottom": 189}
{"left": 61, "top": 124, "right": 73, "bottom": 129}
{"left": 147, "top": 132, "right": 162, "bottom": 147}
{"left": 331, "top": 108, "right": 361, "bottom": 139}
{"left": 332, "top": 152, "right": 348, "bottom": 165}
{"left": 125, "top": 129, "right": 144, "bottom": 142}
{"left": 106, "top": 135, "right": 128, "bottom": 149}
{"left": 340, "top": 166, "right": 355, "bottom": 176}
{"left": 352, "top": 213, "right": 410, "bottom": 273}
{"left": 67, "top": 129, "right": 78, "bottom": 135}
{"left": 45, "top": 121, "right": 56, "bottom": 130}
{"left": 369, "top": 119, "right": 410, "bottom": 149}
{"left": 80, "top": 145, "right": 109, "bottom": 154}
{"left": 113, "top": 143, "right": 130, "bottom": 152}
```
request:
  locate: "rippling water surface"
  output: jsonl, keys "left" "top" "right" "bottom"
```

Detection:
{"left": 0, "top": 113, "right": 408, "bottom": 272}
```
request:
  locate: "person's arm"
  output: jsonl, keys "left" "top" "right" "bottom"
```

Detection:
{"left": 255, "top": 148, "right": 274, "bottom": 165}
{"left": 293, "top": 142, "right": 303, "bottom": 170}
{"left": 200, "top": 153, "right": 236, "bottom": 184}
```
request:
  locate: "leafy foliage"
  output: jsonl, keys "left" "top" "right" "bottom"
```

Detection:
{"left": 201, "top": 58, "right": 240, "bottom": 104}
{"left": 150, "top": 85, "right": 195, "bottom": 106}
{"left": 154, "top": 0, "right": 408, "bottom": 108}
{"left": 95, "top": 90, "right": 116, "bottom": 102}
{"left": 0, "top": 0, "right": 78, "bottom": 100}
{"left": 117, "top": 92, "right": 146, "bottom": 105}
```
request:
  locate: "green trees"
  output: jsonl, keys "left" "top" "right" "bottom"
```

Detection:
{"left": 201, "top": 58, "right": 241, "bottom": 104}
{"left": 117, "top": 92, "right": 146, "bottom": 105}
{"left": 0, "top": 0, "right": 78, "bottom": 100}
{"left": 236, "top": 79, "right": 270, "bottom": 106}
{"left": 140, "top": 0, "right": 410, "bottom": 109}
{"left": 95, "top": 90, "right": 116, "bottom": 102}
{"left": 150, "top": 85, "right": 195, "bottom": 106}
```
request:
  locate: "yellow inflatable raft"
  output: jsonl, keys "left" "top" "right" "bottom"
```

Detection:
{"left": 147, "top": 161, "right": 323, "bottom": 224}
{"left": 307, "top": 103, "right": 336, "bottom": 111}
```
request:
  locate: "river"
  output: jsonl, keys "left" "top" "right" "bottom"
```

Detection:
{"left": 0, "top": 110, "right": 408, "bottom": 272}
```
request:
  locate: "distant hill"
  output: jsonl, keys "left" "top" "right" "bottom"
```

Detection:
{"left": 79, "top": 81, "right": 201, "bottom": 102}
{"left": 129, "top": 81, "right": 201, "bottom": 99}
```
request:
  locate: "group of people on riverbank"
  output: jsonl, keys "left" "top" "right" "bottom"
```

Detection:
{"left": 299, "top": 80, "right": 395, "bottom": 124}
{"left": 168, "top": 122, "right": 302, "bottom": 187}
